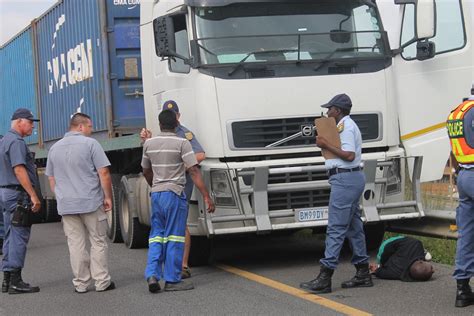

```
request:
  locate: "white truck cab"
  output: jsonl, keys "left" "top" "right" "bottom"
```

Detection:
{"left": 133, "top": 0, "right": 473, "bottom": 263}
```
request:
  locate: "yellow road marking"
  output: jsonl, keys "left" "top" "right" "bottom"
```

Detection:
{"left": 400, "top": 122, "right": 446, "bottom": 141}
{"left": 216, "top": 264, "right": 372, "bottom": 316}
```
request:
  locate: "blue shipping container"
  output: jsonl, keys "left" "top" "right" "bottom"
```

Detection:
{"left": 34, "top": 0, "right": 144, "bottom": 143}
{"left": 0, "top": 27, "right": 40, "bottom": 144}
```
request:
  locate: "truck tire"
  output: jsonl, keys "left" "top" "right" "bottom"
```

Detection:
{"left": 44, "top": 199, "right": 61, "bottom": 223}
{"left": 107, "top": 174, "right": 123, "bottom": 243}
{"left": 188, "top": 236, "right": 212, "bottom": 266}
{"left": 364, "top": 222, "right": 385, "bottom": 251}
{"left": 118, "top": 176, "right": 149, "bottom": 249}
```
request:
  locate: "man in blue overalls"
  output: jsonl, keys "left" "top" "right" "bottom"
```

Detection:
{"left": 300, "top": 94, "right": 372, "bottom": 294}
{"left": 0, "top": 108, "right": 41, "bottom": 294}
{"left": 141, "top": 100, "right": 206, "bottom": 279}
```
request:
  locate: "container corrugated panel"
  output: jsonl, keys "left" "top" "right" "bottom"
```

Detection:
{"left": 35, "top": 0, "right": 108, "bottom": 142}
{"left": 106, "top": 0, "right": 145, "bottom": 131}
{"left": 0, "top": 27, "right": 40, "bottom": 144}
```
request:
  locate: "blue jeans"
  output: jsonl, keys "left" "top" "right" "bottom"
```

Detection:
{"left": 0, "top": 199, "right": 4, "bottom": 240}
{"left": 1, "top": 189, "right": 31, "bottom": 271}
{"left": 145, "top": 191, "right": 188, "bottom": 283}
{"left": 320, "top": 171, "right": 369, "bottom": 269}
{"left": 454, "top": 169, "right": 474, "bottom": 280}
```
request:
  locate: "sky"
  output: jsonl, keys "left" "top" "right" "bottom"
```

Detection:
{"left": 0, "top": 0, "right": 57, "bottom": 46}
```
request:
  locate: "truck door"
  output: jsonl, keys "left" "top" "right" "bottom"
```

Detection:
{"left": 394, "top": 0, "right": 473, "bottom": 182}
{"left": 106, "top": 0, "right": 145, "bottom": 133}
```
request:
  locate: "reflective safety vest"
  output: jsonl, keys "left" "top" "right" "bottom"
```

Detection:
{"left": 446, "top": 100, "right": 474, "bottom": 164}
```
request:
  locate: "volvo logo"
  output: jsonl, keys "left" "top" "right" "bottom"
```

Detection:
{"left": 301, "top": 124, "right": 315, "bottom": 137}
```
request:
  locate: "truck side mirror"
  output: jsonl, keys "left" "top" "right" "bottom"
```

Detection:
{"left": 395, "top": 0, "right": 436, "bottom": 40}
{"left": 416, "top": 40, "right": 435, "bottom": 60}
{"left": 153, "top": 14, "right": 188, "bottom": 61}
{"left": 329, "top": 30, "right": 351, "bottom": 44}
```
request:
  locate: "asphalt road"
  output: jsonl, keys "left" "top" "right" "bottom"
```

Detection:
{"left": 0, "top": 222, "right": 472, "bottom": 316}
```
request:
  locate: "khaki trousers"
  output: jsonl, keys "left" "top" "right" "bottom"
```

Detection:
{"left": 62, "top": 207, "right": 111, "bottom": 291}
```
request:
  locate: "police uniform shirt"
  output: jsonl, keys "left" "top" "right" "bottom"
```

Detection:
{"left": 0, "top": 129, "right": 37, "bottom": 187}
{"left": 324, "top": 116, "right": 362, "bottom": 169}
{"left": 176, "top": 124, "right": 204, "bottom": 199}
{"left": 141, "top": 132, "right": 198, "bottom": 195}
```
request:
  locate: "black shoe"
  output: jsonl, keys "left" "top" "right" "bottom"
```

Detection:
{"left": 8, "top": 270, "right": 39, "bottom": 294}
{"left": 164, "top": 280, "right": 194, "bottom": 291}
{"left": 341, "top": 263, "right": 373, "bottom": 289}
{"left": 300, "top": 266, "right": 334, "bottom": 294}
{"left": 455, "top": 279, "right": 474, "bottom": 308}
{"left": 147, "top": 276, "right": 161, "bottom": 293}
{"left": 98, "top": 281, "right": 116, "bottom": 292}
{"left": 2, "top": 271, "right": 10, "bottom": 293}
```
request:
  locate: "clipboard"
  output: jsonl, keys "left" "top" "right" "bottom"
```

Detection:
{"left": 314, "top": 117, "right": 341, "bottom": 159}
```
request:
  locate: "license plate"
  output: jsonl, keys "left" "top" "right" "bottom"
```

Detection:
{"left": 295, "top": 208, "right": 329, "bottom": 222}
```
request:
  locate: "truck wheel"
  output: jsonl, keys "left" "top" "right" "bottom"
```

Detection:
{"left": 118, "top": 176, "right": 149, "bottom": 249}
{"left": 364, "top": 222, "right": 385, "bottom": 251}
{"left": 107, "top": 174, "right": 123, "bottom": 243}
{"left": 189, "top": 236, "right": 212, "bottom": 266}
{"left": 44, "top": 199, "right": 61, "bottom": 222}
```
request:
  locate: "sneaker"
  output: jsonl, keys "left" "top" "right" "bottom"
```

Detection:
{"left": 147, "top": 276, "right": 161, "bottom": 293}
{"left": 74, "top": 287, "right": 88, "bottom": 294}
{"left": 164, "top": 280, "right": 194, "bottom": 292}
{"left": 97, "top": 281, "right": 115, "bottom": 292}
{"left": 181, "top": 266, "right": 191, "bottom": 279}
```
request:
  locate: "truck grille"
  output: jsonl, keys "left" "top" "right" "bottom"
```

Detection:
{"left": 246, "top": 164, "right": 331, "bottom": 211}
{"left": 231, "top": 114, "right": 379, "bottom": 149}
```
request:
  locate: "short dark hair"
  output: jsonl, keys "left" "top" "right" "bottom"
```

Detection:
{"left": 70, "top": 113, "right": 91, "bottom": 128}
{"left": 340, "top": 107, "right": 351, "bottom": 116}
{"left": 409, "top": 260, "right": 434, "bottom": 281}
{"left": 159, "top": 109, "right": 178, "bottom": 130}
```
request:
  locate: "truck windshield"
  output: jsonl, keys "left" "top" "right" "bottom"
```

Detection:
{"left": 193, "top": 1, "right": 388, "bottom": 66}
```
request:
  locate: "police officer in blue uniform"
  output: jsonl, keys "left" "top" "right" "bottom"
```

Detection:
{"left": 141, "top": 100, "right": 205, "bottom": 279}
{"left": 0, "top": 108, "right": 41, "bottom": 294}
{"left": 300, "top": 94, "right": 372, "bottom": 293}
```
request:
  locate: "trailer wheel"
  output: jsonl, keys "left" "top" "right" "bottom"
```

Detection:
{"left": 44, "top": 199, "right": 61, "bottom": 222}
{"left": 188, "top": 236, "right": 212, "bottom": 266}
{"left": 364, "top": 222, "right": 385, "bottom": 251}
{"left": 118, "top": 176, "right": 149, "bottom": 249}
{"left": 107, "top": 174, "right": 123, "bottom": 243}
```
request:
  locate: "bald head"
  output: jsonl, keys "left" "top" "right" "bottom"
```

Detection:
{"left": 409, "top": 260, "right": 434, "bottom": 281}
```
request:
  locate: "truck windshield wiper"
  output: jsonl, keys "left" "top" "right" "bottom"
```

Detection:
{"left": 228, "top": 49, "right": 298, "bottom": 76}
{"left": 313, "top": 46, "right": 373, "bottom": 72}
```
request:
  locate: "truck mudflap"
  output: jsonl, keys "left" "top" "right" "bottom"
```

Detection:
{"left": 203, "top": 157, "right": 424, "bottom": 235}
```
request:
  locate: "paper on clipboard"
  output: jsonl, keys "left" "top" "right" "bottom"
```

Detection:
{"left": 314, "top": 117, "right": 341, "bottom": 159}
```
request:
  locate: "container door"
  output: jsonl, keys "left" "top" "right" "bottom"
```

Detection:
{"left": 106, "top": 0, "right": 145, "bottom": 133}
{"left": 394, "top": 1, "right": 473, "bottom": 182}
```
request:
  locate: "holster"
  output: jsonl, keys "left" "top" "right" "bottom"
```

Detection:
{"left": 12, "top": 203, "right": 33, "bottom": 227}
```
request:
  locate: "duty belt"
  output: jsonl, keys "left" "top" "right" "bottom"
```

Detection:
{"left": 327, "top": 166, "right": 362, "bottom": 177}
{"left": 0, "top": 185, "right": 25, "bottom": 192}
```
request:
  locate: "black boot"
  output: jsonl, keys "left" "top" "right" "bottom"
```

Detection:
{"left": 300, "top": 265, "right": 334, "bottom": 293}
{"left": 341, "top": 263, "right": 373, "bottom": 288}
{"left": 455, "top": 279, "right": 474, "bottom": 307}
{"left": 2, "top": 272, "right": 10, "bottom": 293}
{"left": 8, "top": 269, "right": 39, "bottom": 294}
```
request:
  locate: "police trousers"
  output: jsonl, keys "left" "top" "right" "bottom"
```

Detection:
{"left": 0, "top": 188, "right": 31, "bottom": 271}
{"left": 145, "top": 191, "right": 187, "bottom": 283}
{"left": 320, "top": 171, "right": 369, "bottom": 270}
{"left": 62, "top": 206, "right": 112, "bottom": 291}
{"left": 454, "top": 169, "right": 474, "bottom": 280}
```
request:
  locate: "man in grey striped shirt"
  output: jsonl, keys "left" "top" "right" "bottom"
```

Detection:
{"left": 142, "top": 109, "right": 215, "bottom": 293}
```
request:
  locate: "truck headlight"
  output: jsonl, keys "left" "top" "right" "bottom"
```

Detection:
{"left": 211, "top": 170, "right": 236, "bottom": 206}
